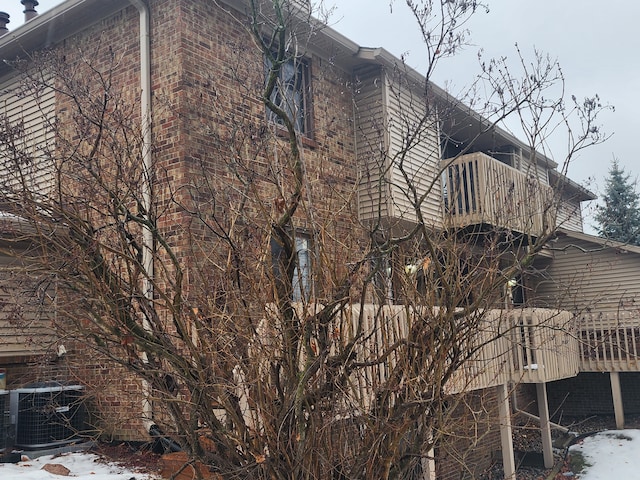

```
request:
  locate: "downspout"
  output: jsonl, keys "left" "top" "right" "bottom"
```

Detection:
{"left": 128, "top": 0, "right": 155, "bottom": 435}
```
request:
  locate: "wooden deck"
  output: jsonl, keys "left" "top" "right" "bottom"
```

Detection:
{"left": 343, "top": 306, "right": 640, "bottom": 393}
{"left": 446, "top": 309, "right": 640, "bottom": 391}
{"left": 297, "top": 305, "right": 581, "bottom": 398}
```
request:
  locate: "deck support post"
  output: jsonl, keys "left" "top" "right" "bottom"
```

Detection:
{"left": 536, "top": 382, "right": 554, "bottom": 469}
{"left": 498, "top": 383, "right": 516, "bottom": 480}
{"left": 610, "top": 371, "right": 625, "bottom": 429}
{"left": 421, "top": 430, "right": 437, "bottom": 480}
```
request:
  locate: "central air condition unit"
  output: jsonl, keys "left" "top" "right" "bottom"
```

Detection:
{"left": 0, "top": 390, "right": 7, "bottom": 452}
{"left": 10, "top": 383, "right": 86, "bottom": 450}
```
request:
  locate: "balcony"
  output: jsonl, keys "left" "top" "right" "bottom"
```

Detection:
{"left": 442, "top": 153, "right": 555, "bottom": 237}
{"left": 315, "top": 305, "right": 579, "bottom": 399}
{"left": 265, "top": 304, "right": 595, "bottom": 403}
{"left": 263, "top": 304, "right": 640, "bottom": 417}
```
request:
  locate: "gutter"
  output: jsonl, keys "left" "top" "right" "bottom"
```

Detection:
{"left": 127, "top": 0, "right": 155, "bottom": 434}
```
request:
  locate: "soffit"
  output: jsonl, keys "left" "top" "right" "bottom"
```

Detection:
{"left": 0, "top": 0, "right": 131, "bottom": 78}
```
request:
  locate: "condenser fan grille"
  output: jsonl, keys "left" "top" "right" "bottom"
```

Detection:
{"left": 11, "top": 383, "right": 85, "bottom": 449}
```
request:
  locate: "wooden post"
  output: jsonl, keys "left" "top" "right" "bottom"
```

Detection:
{"left": 421, "top": 429, "right": 437, "bottom": 480}
{"left": 536, "top": 382, "right": 554, "bottom": 469}
{"left": 498, "top": 383, "right": 516, "bottom": 480}
{"left": 610, "top": 371, "right": 625, "bottom": 429}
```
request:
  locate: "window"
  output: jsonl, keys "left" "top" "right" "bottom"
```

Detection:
{"left": 265, "top": 56, "right": 311, "bottom": 134}
{"left": 270, "top": 233, "right": 312, "bottom": 302}
{"left": 271, "top": 235, "right": 312, "bottom": 302}
{"left": 292, "top": 236, "right": 311, "bottom": 302}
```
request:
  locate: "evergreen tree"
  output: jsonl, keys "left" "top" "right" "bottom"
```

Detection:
{"left": 595, "top": 160, "right": 640, "bottom": 245}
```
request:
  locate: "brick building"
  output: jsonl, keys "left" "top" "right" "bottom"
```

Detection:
{"left": 0, "top": 1, "right": 637, "bottom": 479}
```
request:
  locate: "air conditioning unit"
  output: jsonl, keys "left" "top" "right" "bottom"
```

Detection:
{"left": 10, "top": 383, "right": 86, "bottom": 450}
{"left": 0, "top": 390, "right": 7, "bottom": 452}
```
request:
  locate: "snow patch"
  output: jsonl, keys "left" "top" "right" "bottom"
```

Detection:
{"left": 0, "top": 451, "right": 160, "bottom": 480}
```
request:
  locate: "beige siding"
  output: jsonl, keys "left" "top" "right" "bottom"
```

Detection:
{"left": 0, "top": 74, "right": 56, "bottom": 200}
{"left": 556, "top": 196, "right": 584, "bottom": 232}
{"left": 533, "top": 236, "right": 640, "bottom": 315}
{"left": 533, "top": 235, "right": 640, "bottom": 372}
{"left": 519, "top": 154, "right": 588, "bottom": 233}
{"left": 355, "top": 66, "right": 442, "bottom": 228}
{"left": 0, "top": 74, "right": 55, "bottom": 357}
{"left": 0, "top": 263, "right": 54, "bottom": 357}
{"left": 385, "top": 72, "right": 442, "bottom": 226}
{"left": 519, "top": 153, "right": 550, "bottom": 185}
{"left": 355, "top": 65, "right": 392, "bottom": 222}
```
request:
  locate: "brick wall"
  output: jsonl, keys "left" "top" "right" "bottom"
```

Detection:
{"left": 72, "top": 359, "right": 147, "bottom": 441}
{"left": 0, "top": 349, "right": 147, "bottom": 442}
{"left": 0, "top": 355, "right": 63, "bottom": 389}
{"left": 436, "top": 387, "right": 502, "bottom": 480}
{"left": 11, "top": 0, "right": 361, "bottom": 444}
{"left": 3, "top": 1, "right": 605, "bottom": 473}
{"left": 514, "top": 383, "right": 538, "bottom": 414}
{"left": 547, "top": 373, "right": 612, "bottom": 418}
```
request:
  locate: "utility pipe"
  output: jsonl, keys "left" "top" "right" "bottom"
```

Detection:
{"left": 127, "top": 0, "right": 155, "bottom": 434}
{"left": 511, "top": 386, "right": 570, "bottom": 434}
{"left": 515, "top": 409, "right": 570, "bottom": 434}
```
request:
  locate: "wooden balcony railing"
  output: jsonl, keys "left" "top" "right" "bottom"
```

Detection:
{"left": 265, "top": 304, "right": 630, "bottom": 408}
{"left": 507, "top": 309, "right": 579, "bottom": 383}
{"left": 276, "top": 305, "right": 578, "bottom": 400}
{"left": 442, "top": 153, "right": 555, "bottom": 236}
{"left": 448, "top": 308, "right": 579, "bottom": 393}
{"left": 578, "top": 312, "right": 640, "bottom": 372}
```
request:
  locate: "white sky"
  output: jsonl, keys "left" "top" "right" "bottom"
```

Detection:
{"left": 3, "top": 0, "right": 638, "bottom": 231}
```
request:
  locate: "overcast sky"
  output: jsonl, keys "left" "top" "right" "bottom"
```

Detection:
{"left": 3, "top": 0, "right": 638, "bottom": 231}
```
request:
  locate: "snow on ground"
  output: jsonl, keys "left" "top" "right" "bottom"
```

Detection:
{"left": 2, "top": 430, "right": 640, "bottom": 479}
{"left": 0, "top": 451, "right": 160, "bottom": 479}
{"left": 569, "top": 429, "right": 640, "bottom": 479}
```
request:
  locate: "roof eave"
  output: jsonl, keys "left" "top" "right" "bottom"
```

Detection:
{"left": 557, "top": 228, "right": 640, "bottom": 254}
{"left": 0, "top": 0, "right": 131, "bottom": 78}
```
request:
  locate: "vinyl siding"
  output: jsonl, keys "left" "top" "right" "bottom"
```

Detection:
{"left": 533, "top": 235, "right": 640, "bottom": 315}
{"left": 518, "top": 154, "right": 589, "bottom": 232}
{"left": 355, "top": 65, "right": 392, "bottom": 222}
{"left": 385, "top": 72, "right": 442, "bottom": 225}
{"left": 0, "top": 74, "right": 56, "bottom": 201}
{"left": 556, "top": 196, "right": 584, "bottom": 232}
{"left": 355, "top": 66, "right": 442, "bottom": 227}
{"left": 0, "top": 263, "right": 54, "bottom": 357}
{"left": 0, "top": 74, "right": 56, "bottom": 357}
{"left": 519, "top": 154, "right": 550, "bottom": 184}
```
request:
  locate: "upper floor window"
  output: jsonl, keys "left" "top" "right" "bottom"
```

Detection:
{"left": 265, "top": 56, "right": 311, "bottom": 134}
